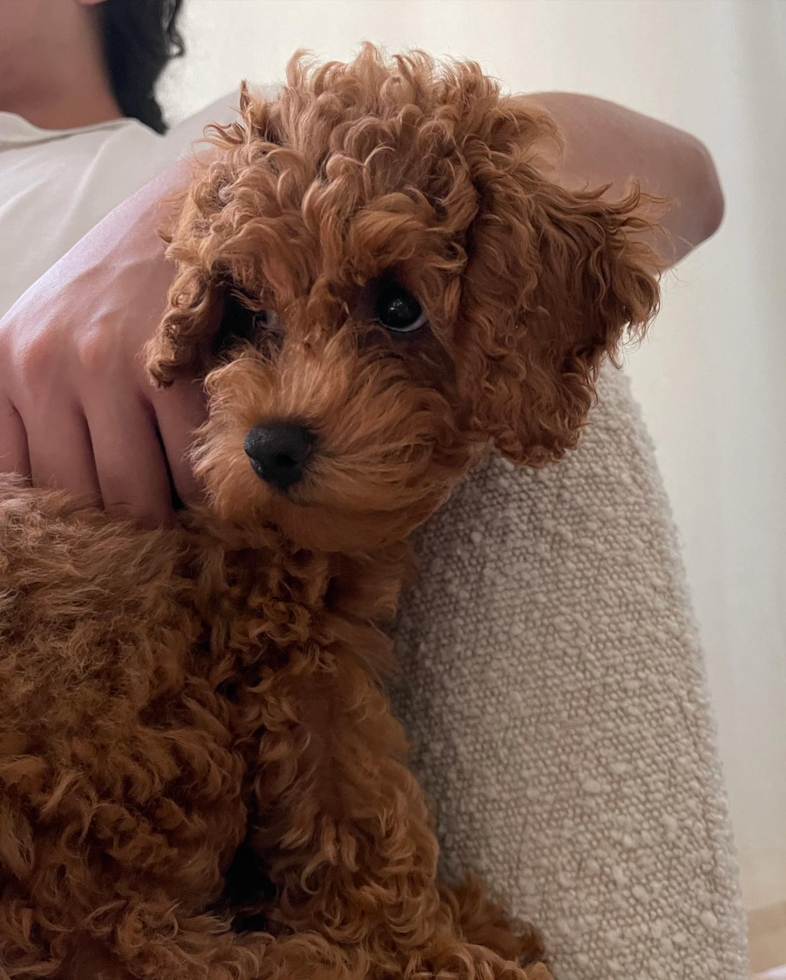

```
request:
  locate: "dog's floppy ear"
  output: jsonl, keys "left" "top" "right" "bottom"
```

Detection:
{"left": 146, "top": 245, "right": 225, "bottom": 387}
{"left": 455, "top": 99, "right": 662, "bottom": 465}
{"left": 146, "top": 83, "right": 282, "bottom": 386}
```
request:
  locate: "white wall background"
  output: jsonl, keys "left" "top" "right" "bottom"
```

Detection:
{"left": 160, "top": 0, "right": 786, "bottom": 920}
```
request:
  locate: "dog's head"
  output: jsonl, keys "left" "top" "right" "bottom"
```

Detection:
{"left": 147, "top": 47, "right": 660, "bottom": 552}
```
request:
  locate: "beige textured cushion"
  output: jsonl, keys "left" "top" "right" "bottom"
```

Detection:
{"left": 390, "top": 366, "right": 750, "bottom": 980}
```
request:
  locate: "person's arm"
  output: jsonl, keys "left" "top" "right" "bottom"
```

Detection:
{"left": 0, "top": 156, "right": 202, "bottom": 527}
{"left": 528, "top": 92, "right": 724, "bottom": 264}
{"left": 0, "top": 94, "right": 724, "bottom": 526}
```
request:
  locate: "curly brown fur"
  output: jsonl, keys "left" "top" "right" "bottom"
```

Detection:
{"left": 0, "top": 46, "right": 660, "bottom": 980}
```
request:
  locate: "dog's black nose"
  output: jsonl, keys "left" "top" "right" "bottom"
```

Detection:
{"left": 244, "top": 423, "right": 315, "bottom": 491}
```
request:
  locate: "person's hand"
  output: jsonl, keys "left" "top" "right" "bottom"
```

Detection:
{"left": 0, "top": 160, "right": 206, "bottom": 527}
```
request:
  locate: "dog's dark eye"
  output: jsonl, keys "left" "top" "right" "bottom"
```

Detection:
{"left": 374, "top": 280, "right": 427, "bottom": 334}
{"left": 212, "top": 287, "right": 270, "bottom": 358}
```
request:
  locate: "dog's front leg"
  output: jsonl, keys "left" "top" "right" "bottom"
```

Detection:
{"left": 237, "top": 637, "right": 547, "bottom": 980}
{"left": 244, "top": 640, "right": 443, "bottom": 951}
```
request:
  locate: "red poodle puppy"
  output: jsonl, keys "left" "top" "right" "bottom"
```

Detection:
{"left": 0, "top": 46, "right": 659, "bottom": 980}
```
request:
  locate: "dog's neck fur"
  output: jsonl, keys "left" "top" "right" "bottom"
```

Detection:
{"left": 184, "top": 514, "right": 417, "bottom": 671}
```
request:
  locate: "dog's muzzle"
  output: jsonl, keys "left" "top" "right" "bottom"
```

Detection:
{"left": 244, "top": 422, "right": 315, "bottom": 491}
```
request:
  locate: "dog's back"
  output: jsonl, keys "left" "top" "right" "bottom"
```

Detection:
{"left": 0, "top": 476, "right": 254, "bottom": 969}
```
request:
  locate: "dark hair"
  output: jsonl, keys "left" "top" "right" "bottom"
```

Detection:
{"left": 100, "top": 0, "right": 185, "bottom": 134}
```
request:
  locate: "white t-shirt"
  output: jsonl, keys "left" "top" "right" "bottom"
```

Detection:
{"left": 0, "top": 91, "right": 250, "bottom": 318}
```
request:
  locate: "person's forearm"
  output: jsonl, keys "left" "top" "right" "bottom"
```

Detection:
{"left": 62, "top": 156, "right": 196, "bottom": 282}
{"left": 74, "top": 94, "right": 722, "bottom": 279}
{"left": 528, "top": 92, "right": 725, "bottom": 265}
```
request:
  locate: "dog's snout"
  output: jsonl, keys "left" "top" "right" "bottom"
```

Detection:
{"left": 244, "top": 423, "right": 315, "bottom": 491}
